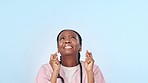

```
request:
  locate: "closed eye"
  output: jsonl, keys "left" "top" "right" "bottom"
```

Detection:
{"left": 60, "top": 37, "right": 65, "bottom": 40}
{"left": 71, "top": 36, "right": 76, "bottom": 39}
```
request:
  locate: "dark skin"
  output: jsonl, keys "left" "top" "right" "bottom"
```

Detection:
{"left": 58, "top": 30, "right": 81, "bottom": 67}
{"left": 49, "top": 30, "right": 94, "bottom": 83}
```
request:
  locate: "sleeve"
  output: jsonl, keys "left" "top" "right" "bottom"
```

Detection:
{"left": 93, "top": 65, "right": 106, "bottom": 83}
{"left": 35, "top": 64, "right": 52, "bottom": 83}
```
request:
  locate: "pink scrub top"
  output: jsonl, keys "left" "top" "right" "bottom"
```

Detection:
{"left": 35, "top": 61, "right": 106, "bottom": 83}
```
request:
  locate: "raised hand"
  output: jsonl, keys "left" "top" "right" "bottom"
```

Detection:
{"left": 49, "top": 52, "right": 61, "bottom": 83}
{"left": 84, "top": 50, "right": 94, "bottom": 71}
{"left": 49, "top": 52, "right": 61, "bottom": 72}
{"left": 84, "top": 50, "right": 95, "bottom": 83}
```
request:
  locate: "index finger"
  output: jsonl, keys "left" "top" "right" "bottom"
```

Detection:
{"left": 53, "top": 52, "right": 59, "bottom": 60}
{"left": 86, "top": 50, "right": 93, "bottom": 58}
{"left": 50, "top": 54, "right": 54, "bottom": 61}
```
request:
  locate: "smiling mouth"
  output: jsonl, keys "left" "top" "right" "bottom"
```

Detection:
{"left": 64, "top": 46, "right": 72, "bottom": 49}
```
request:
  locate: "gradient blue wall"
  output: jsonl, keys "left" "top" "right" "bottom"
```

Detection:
{"left": 0, "top": 0, "right": 148, "bottom": 83}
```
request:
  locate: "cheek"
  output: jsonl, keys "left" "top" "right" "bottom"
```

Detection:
{"left": 74, "top": 41, "right": 80, "bottom": 46}
{"left": 58, "top": 42, "right": 63, "bottom": 48}
{"left": 74, "top": 42, "right": 81, "bottom": 49}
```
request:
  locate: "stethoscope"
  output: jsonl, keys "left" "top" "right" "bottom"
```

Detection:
{"left": 57, "top": 61, "right": 83, "bottom": 83}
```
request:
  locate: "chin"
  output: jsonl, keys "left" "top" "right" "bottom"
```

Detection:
{"left": 61, "top": 51, "right": 74, "bottom": 56}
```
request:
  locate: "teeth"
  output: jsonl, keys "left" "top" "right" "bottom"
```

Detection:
{"left": 65, "top": 46, "right": 72, "bottom": 49}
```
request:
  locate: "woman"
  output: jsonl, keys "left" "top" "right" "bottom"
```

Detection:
{"left": 35, "top": 29, "right": 105, "bottom": 83}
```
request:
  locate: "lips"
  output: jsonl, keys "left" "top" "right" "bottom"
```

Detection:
{"left": 64, "top": 44, "right": 73, "bottom": 49}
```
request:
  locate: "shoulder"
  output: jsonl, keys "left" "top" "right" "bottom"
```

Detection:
{"left": 41, "top": 63, "right": 51, "bottom": 68}
{"left": 39, "top": 63, "right": 53, "bottom": 73}
{"left": 35, "top": 63, "right": 53, "bottom": 83}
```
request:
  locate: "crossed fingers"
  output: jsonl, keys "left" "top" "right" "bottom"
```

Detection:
{"left": 85, "top": 50, "right": 94, "bottom": 64}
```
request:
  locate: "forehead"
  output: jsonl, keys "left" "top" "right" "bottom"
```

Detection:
{"left": 59, "top": 30, "right": 78, "bottom": 37}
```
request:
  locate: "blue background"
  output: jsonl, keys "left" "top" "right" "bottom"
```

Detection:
{"left": 0, "top": 0, "right": 148, "bottom": 83}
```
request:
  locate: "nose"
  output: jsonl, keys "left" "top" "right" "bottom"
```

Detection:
{"left": 65, "top": 39, "right": 71, "bottom": 44}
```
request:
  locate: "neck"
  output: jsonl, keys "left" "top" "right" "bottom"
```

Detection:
{"left": 61, "top": 55, "right": 79, "bottom": 67}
